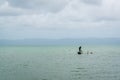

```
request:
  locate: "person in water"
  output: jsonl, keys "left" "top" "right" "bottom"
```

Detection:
{"left": 78, "top": 46, "right": 82, "bottom": 54}
{"left": 79, "top": 46, "right": 81, "bottom": 51}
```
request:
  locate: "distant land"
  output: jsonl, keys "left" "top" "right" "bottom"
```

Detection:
{"left": 0, "top": 38, "right": 120, "bottom": 46}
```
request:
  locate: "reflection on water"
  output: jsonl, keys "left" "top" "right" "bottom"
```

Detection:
{"left": 0, "top": 45, "right": 120, "bottom": 80}
{"left": 71, "top": 67, "right": 87, "bottom": 80}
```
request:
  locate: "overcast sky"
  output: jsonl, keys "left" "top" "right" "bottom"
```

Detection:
{"left": 0, "top": 0, "right": 120, "bottom": 39}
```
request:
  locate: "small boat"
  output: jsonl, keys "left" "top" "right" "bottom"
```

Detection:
{"left": 78, "top": 51, "right": 82, "bottom": 55}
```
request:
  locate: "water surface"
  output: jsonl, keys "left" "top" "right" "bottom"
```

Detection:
{"left": 0, "top": 45, "right": 120, "bottom": 80}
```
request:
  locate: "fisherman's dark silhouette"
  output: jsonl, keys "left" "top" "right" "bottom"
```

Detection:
{"left": 78, "top": 46, "right": 82, "bottom": 55}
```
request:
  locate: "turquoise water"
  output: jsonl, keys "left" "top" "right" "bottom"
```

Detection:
{"left": 0, "top": 45, "right": 120, "bottom": 80}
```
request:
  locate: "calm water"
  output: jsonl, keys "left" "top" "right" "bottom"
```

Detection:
{"left": 0, "top": 45, "right": 120, "bottom": 80}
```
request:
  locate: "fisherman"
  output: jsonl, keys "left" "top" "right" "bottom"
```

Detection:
{"left": 78, "top": 46, "right": 82, "bottom": 54}
{"left": 79, "top": 46, "right": 81, "bottom": 51}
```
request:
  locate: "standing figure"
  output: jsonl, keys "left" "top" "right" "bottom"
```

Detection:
{"left": 78, "top": 46, "right": 82, "bottom": 55}
{"left": 79, "top": 46, "right": 81, "bottom": 51}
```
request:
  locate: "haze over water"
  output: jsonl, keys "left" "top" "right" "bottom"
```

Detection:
{"left": 0, "top": 44, "right": 120, "bottom": 80}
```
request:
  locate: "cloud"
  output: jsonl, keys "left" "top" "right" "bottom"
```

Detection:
{"left": 0, "top": 2, "right": 25, "bottom": 16}
{"left": 80, "top": 0, "right": 102, "bottom": 5}
{"left": 0, "top": 0, "right": 69, "bottom": 16}
{"left": 0, "top": 0, "right": 6, "bottom": 5}
{"left": 0, "top": 0, "right": 120, "bottom": 39}
{"left": 8, "top": 0, "right": 69, "bottom": 13}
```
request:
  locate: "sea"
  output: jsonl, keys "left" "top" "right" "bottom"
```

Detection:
{"left": 0, "top": 44, "right": 120, "bottom": 80}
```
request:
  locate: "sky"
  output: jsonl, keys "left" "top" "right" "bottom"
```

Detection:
{"left": 0, "top": 0, "right": 120, "bottom": 39}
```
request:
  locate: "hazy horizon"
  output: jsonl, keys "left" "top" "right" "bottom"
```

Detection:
{"left": 0, "top": 38, "right": 120, "bottom": 46}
